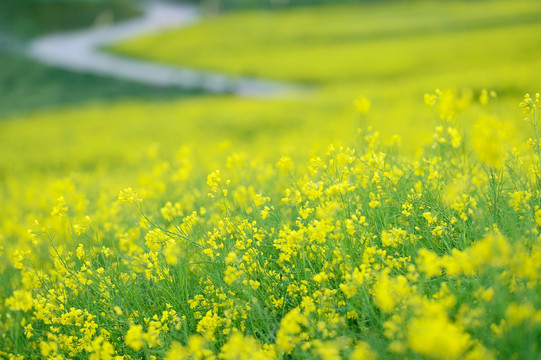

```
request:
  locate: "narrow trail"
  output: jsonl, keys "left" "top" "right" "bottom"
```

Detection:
{"left": 27, "top": 2, "right": 303, "bottom": 97}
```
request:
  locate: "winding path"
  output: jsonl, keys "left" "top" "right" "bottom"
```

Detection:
{"left": 27, "top": 2, "right": 302, "bottom": 97}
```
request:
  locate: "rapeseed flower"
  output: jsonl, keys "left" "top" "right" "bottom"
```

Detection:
{"left": 2, "top": 92, "right": 541, "bottom": 359}
{"left": 125, "top": 325, "right": 145, "bottom": 351}
{"left": 354, "top": 95, "right": 371, "bottom": 114}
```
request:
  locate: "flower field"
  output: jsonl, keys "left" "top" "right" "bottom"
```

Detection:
{"left": 2, "top": 0, "right": 541, "bottom": 359}
{"left": 2, "top": 90, "right": 541, "bottom": 359}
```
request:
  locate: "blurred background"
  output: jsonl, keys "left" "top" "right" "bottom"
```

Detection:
{"left": 1, "top": 0, "right": 541, "bottom": 177}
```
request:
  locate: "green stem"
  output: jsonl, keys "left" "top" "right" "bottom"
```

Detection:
{"left": 533, "top": 108, "right": 541, "bottom": 177}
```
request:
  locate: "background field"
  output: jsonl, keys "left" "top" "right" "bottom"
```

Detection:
{"left": 5, "top": 0, "right": 541, "bottom": 176}
{"left": 111, "top": 0, "right": 541, "bottom": 87}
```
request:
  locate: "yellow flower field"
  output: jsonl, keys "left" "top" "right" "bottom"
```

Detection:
{"left": 2, "top": 90, "right": 541, "bottom": 359}
{"left": 2, "top": 0, "right": 541, "bottom": 358}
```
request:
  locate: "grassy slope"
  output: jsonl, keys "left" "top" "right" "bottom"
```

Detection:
{"left": 0, "top": 0, "right": 205, "bottom": 117}
{"left": 0, "top": 52, "right": 202, "bottom": 117}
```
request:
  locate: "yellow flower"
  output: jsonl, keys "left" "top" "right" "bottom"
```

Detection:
{"left": 508, "top": 190, "right": 531, "bottom": 212}
{"left": 472, "top": 116, "right": 513, "bottom": 168}
{"left": 505, "top": 302, "right": 536, "bottom": 327}
{"left": 424, "top": 90, "right": 441, "bottom": 107}
{"left": 479, "top": 89, "right": 489, "bottom": 106}
{"left": 224, "top": 266, "right": 243, "bottom": 285}
{"left": 407, "top": 308, "right": 470, "bottom": 359}
{"left": 447, "top": 126, "right": 461, "bottom": 148}
{"left": 165, "top": 342, "right": 189, "bottom": 360}
{"left": 535, "top": 208, "right": 541, "bottom": 226}
{"left": 125, "top": 324, "right": 145, "bottom": 351}
{"left": 275, "top": 308, "right": 308, "bottom": 353}
{"left": 88, "top": 336, "right": 115, "bottom": 360}
{"left": 219, "top": 331, "right": 272, "bottom": 360}
{"left": 519, "top": 92, "right": 539, "bottom": 115}
{"left": 477, "top": 287, "right": 495, "bottom": 302}
{"left": 350, "top": 342, "right": 377, "bottom": 360}
{"left": 196, "top": 311, "right": 222, "bottom": 341}
{"left": 276, "top": 156, "right": 293, "bottom": 172}
{"left": 118, "top": 187, "right": 142, "bottom": 204}
{"left": 6, "top": 289, "right": 33, "bottom": 312}
{"left": 373, "top": 269, "right": 411, "bottom": 313}
{"left": 164, "top": 241, "right": 181, "bottom": 265}
{"left": 51, "top": 196, "right": 68, "bottom": 217}
{"left": 416, "top": 248, "right": 442, "bottom": 278}
{"left": 354, "top": 96, "right": 371, "bottom": 114}
{"left": 314, "top": 339, "right": 342, "bottom": 360}
{"left": 464, "top": 343, "right": 495, "bottom": 360}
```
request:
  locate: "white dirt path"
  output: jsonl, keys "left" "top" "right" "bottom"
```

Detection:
{"left": 27, "top": 2, "right": 303, "bottom": 97}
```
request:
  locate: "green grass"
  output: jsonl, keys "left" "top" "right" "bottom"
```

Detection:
{"left": 0, "top": 0, "right": 140, "bottom": 39}
{"left": 183, "top": 0, "right": 411, "bottom": 12}
{"left": 0, "top": 0, "right": 202, "bottom": 117}
{"left": 0, "top": 51, "right": 204, "bottom": 117}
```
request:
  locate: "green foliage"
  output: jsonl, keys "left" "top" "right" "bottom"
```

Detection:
{"left": 0, "top": 0, "right": 140, "bottom": 38}
{"left": 0, "top": 51, "right": 202, "bottom": 117}
{"left": 181, "top": 0, "right": 399, "bottom": 12}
